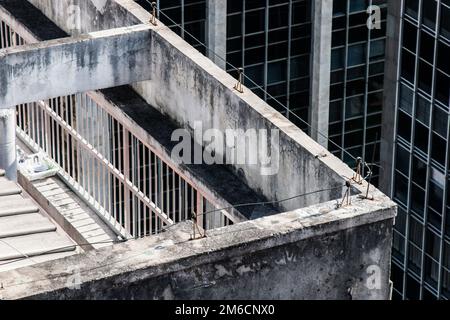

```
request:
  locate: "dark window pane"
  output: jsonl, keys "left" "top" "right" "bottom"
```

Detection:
{"left": 408, "top": 244, "right": 422, "bottom": 276}
{"left": 425, "top": 229, "right": 441, "bottom": 260}
{"left": 332, "top": 30, "right": 346, "bottom": 46}
{"left": 437, "top": 41, "right": 450, "bottom": 74}
{"left": 418, "top": 60, "right": 433, "bottom": 94}
{"left": 292, "top": 1, "right": 311, "bottom": 24}
{"left": 411, "top": 184, "right": 425, "bottom": 215}
{"left": 409, "top": 218, "right": 423, "bottom": 247}
{"left": 333, "top": 0, "right": 347, "bottom": 15}
{"left": 431, "top": 133, "right": 446, "bottom": 165}
{"left": 246, "top": 0, "right": 264, "bottom": 10}
{"left": 403, "top": 20, "right": 418, "bottom": 53}
{"left": 415, "top": 94, "right": 431, "bottom": 125}
{"left": 412, "top": 156, "right": 427, "bottom": 188}
{"left": 401, "top": 49, "right": 416, "bottom": 84}
{"left": 348, "top": 25, "right": 368, "bottom": 43}
{"left": 349, "top": 0, "right": 368, "bottom": 12}
{"left": 440, "top": 4, "right": 450, "bottom": 40}
{"left": 367, "top": 91, "right": 383, "bottom": 113}
{"left": 268, "top": 28, "right": 288, "bottom": 44}
{"left": 348, "top": 43, "right": 366, "bottom": 67}
{"left": 245, "top": 64, "right": 264, "bottom": 86}
{"left": 290, "top": 55, "right": 310, "bottom": 78}
{"left": 370, "top": 39, "right": 385, "bottom": 61}
{"left": 268, "top": 42, "right": 289, "bottom": 60}
{"left": 331, "top": 69, "right": 345, "bottom": 83}
{"left": 227, "top": 0, "right": 242, "bottom": 14}
{"left": 329, "top": 100, "right": 343, "bottom": 123}
{"left": 345, "top": 95, "right": 364, "bottom": 118}
{"left": 435, "top": 70, "right": 450, "bottom": 107}
{"left": 432, "top": 106, "right": 448, "bottom": 137}
{"left": 394, "top": 172, "right": 409, "bottom": 204}
{"left": 346, "top": 79, "right": 366, "bottom": 96}
{"left": 184, "top": 3, "right": 206, "bottom": 22}
{"left": 245, "top": 9, "right": 265, "bottom": 34}
{"left": 414, "top": 121, "right": 429, "bottom": 153}
{"left": 428, "top": 208, "right": 442, "bottom": 231}
{"left": 422, "top": 0, "right": 437, "bottom": 30}
{"left": 331, "top": 48, "right": 345, "bottom": 70}
{"left": 396, "top": 145, "right": 410, "bottom": 176}
{"left": 291, "top": 38, "right": 311, "bottom": 56}
{"left": 419, "top": 30, "right": 435, "bottom": 64}
{"left": 267, "top": 60, "right": 287, "bottom": 84}
{"left": 398, "top": 110, "right": 412, "bottom": 142}
{"left": 396, "top": 206, "right": 408, "bottom": 235}
{"left": 246, "top": 32, "right": 265, "bottom": 47}
{"left": 369, "top": 61, "right": 384, "bottom": 75}
{"left": 349, "top": 11, "right": 367, "bottom": 27}
{"left": 245, "top": 46, "right": 265, "bottom": 65}
{"left": 393, "top": 231, "right": 406, "bottom": 262}
{"left": 405, "top": 0, "right": 419, "bottom": 19}
{"left": 227, "top": 14, "right": 242, "bottom": 37}
{"left": 424, "top": 256, "right": 439, "bottom": 289}
{"left": 399, "top": 83, "right": 414, "bottom": 115}
{"left": 269, "top": 4, "right": 289, "bottom": 29}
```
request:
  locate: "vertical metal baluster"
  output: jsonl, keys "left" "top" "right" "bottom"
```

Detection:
{"left": 123, "top": 129, "right": 130, "bottom": 235}
{"left": 0, "top": 21, "right": 5, "bottom": 48}
{"left": 158, "top": 159, "right": 163, "bottom": 228}
{"left": 165, "top": 162, "right": 169, "bottom": 221}
{"left": 71, "top": 95, "right": 76, "bottom": 178}
{"left": 172, "top": 169, "right": 176, "bottom": 224}
{"left": 143, "top": 145, "right": 147, "bottom": 237}
{"left": 112, "top": 118, "right": 117, "bottom": 224}
{"left": 138, "top": 140, "right": 141, "bottom": 237}
{"left": 197, "top": 194, "right": 203, "bottom": 233}
{"left": 65, "top": 95, "right": 70, "bottom": 174}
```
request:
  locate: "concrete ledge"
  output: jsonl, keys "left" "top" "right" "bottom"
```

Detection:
{"left": 0, "top": 24, "right": 153, "bottom": 108}
{"left": 0, "top": 193, "right": 396, "bottom": 300}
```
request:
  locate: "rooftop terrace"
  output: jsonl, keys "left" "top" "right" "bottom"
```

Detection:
{"left": 0, "top": 0, "right": 397, "bottom": 300}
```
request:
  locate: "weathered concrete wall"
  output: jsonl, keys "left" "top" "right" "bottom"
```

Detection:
{"left": 0, "top": 24, "right": 153, "bottom": 108}
{"left": 380, "top": 0, "right": 402, "bottom": 196}
{"left": 0, "top": 193, "right": 396, "bottom": 300}
{"left": 135, "top": 28, "right": 350, "bottom": 210}
{"left": 27, "top": 0, "right": 141, "bottom": 35}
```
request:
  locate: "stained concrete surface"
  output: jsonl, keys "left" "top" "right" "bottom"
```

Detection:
{"left": 0, "top": 191, "right": 395, "bottom": 300}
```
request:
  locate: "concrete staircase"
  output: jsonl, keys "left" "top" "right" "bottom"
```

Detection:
{"left": 0, "top": 170, "right": 77, "bottom": 271}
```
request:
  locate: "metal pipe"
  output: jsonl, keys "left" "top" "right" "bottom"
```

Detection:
{"left": 0, "top": 108, "right": 17, "bottom": 181}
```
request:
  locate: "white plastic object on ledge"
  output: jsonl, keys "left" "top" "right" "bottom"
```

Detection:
{"left": 17, "top": 151, "right": 59, "bottom": 182}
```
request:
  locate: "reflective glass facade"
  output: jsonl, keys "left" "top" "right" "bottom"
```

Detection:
{"left": 391, "top": 0, "right": 450, "bottom": 300}
{"left": 329, "top": 0, "right": 387, "bottom": 185}
{"left": 226, "top": 0, "right": 312, "bottom": 131}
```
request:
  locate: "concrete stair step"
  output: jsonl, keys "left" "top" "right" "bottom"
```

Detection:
{"left": 0, "top": 232, "right": 76, "bottom": 261}
{"left": 0, "top": 194, "right": 40, "bottom": 217}
{"left": 0, "top": 213, "right": 56, "bottom": 239}
{"left": 0, "top": 177, "right": 22, "bottom": 196}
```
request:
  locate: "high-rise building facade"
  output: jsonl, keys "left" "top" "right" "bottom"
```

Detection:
{"left": 225, "top": 0, "right": 312, "bottom": 131}
{"left": 382, "top": 0, "right": 450, "bottom": 300}
{"left": 328, "top": 0, "right": 387, "bottom": 186}
{"left": 135, "top": 1, "right": 387, "bottom": 173}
